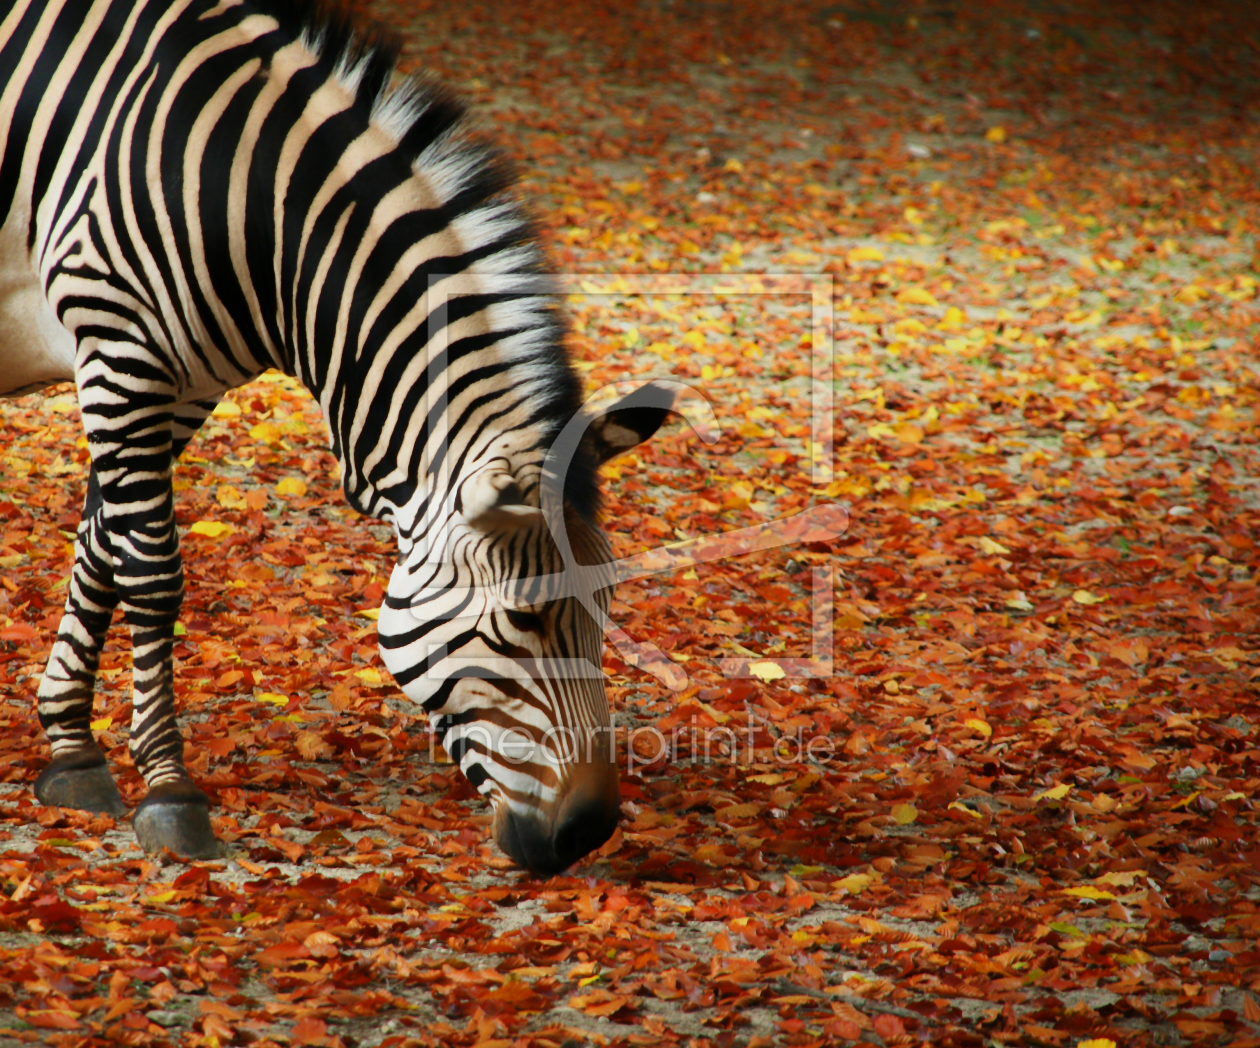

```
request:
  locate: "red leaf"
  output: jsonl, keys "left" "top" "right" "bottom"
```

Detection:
{"left": 873, "top": 1013, "right": 907, "bottom": 1039}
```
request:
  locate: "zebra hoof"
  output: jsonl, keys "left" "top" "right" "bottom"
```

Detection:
{"left": 134, "top": 785, "right": 225, "bottom": 860}
{"left": 34, "top": 755, "right": 127, "bottom": 816}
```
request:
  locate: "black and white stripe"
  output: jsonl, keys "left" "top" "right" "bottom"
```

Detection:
{"left": 0, "top": 0, "right": 671, "bottom": 872}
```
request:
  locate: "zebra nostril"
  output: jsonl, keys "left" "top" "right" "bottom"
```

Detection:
{"left": 552, "top": 803, "right": 618, "bottom": 870}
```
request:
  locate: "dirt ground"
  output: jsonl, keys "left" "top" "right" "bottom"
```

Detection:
{"left": 2, "top": 1, "right": 1260, "bottom": 1046}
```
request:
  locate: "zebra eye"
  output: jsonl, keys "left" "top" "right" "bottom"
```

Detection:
{"left": 505, "top": 608, "right": 544, "bottom": 633}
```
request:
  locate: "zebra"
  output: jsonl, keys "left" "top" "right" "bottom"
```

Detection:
{"left": 0, "top": 0, "right": 676, "bottom": 875}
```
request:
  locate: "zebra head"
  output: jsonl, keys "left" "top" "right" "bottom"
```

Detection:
{"left": 377, "top": 385, "right": 677, "bottom": 875}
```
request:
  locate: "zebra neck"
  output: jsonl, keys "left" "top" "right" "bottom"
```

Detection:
{"left": 181, "top": 0, "right": 588, "bottom": 524}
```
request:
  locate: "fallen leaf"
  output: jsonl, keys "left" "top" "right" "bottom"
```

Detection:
{"left": 188, "top": 520, "right": 233, "bottom": 539}
{"left": 749, "top": 661, "right": 785, "bottom": 681}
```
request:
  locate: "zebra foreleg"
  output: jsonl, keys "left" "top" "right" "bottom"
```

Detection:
{"left": 34, "top": 468, "right": 126, "bottom": 815}
{"left": 106, "top": 464, "right": 223, "bottom": 859}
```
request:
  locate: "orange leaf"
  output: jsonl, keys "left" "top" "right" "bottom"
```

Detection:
{"left": 295, "top": 729, "right": 329, "bottom": 760}
{"left": 292, "top": 1017, "right": 332, "bottom": 1046}
{"left": 103, "top": 998, "right": 137, "bottom": 1023}
{"left": 23, "top": 1007, "right": 81, "bottom": 1032}
{"left": 199, "top": 1000, "right": 245, "bottom": 1022}
{"left": 23, "top": 1008, "right": 81, "bottom": 1030}
{"left": 256, "top": 941, "right": 310, "bottom": 966}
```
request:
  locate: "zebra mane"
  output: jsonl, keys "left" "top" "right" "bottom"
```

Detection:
{"left": 256, "top": 0, "right": 601, "bottom": 521}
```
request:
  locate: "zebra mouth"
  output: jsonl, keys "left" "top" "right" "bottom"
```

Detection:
{"left": 496, "top": 802, "right": 619, "bottom": 876}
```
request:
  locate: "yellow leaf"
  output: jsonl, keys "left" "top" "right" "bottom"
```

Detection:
{"left": 355, "top": 667, "right": 383, "bottom": 685}
{"left": 212, "top": 400, "right": 242, "bottom": 418}
{"left": 91, "top": 716, "right": 112, "bottom": 732}
{"left": 1072, "top": 589, "right": 1107, "bottom": 605}
{"left": 1035, "top": 783, "right": 1073, "bottom": 802}
{"left": 0, "top": 554, "right": 24, "bottom": 568}
{"left": 147, "top": 890, "right": 177, "bottom": 904}
{"left": 893, "top": 318, "right": 927, "bottom": 337}
{"left": 1076, "top": 1040, "right": 1118, "bottom": 1048}
{"left": 846, "top": 246, "right": 884, "bottom": 264}
{"left": 216, "top": 485, "right": 246, "bottom": 509}
{"left": 985, "top": 126, "right": 1007, "bottom": 143}
{"left": 256, "top": 693, "right": 289, "bottom": 706}
{"left": 896, "top": 287, "right": 939, "bottom": 307}
{"left": 723, "top": 158, "right": 743, "bottom": 173}
{"left": 965, "top": 718, "right": 992, "bottom": 738}
{"left": 275, "top": 477, "right": 307, "bottom": 497}
{"left": 978, "top": 537, "right": 1010, "bottom": 555}
{"left": 355, "top": 608, "right": 380, "bottom": 620}
{"left": 937, "top": 306, "right": 967, "bottom": 330}
{"left": 948, "top": 800, "right": 982, "bottom": 819}
{"left": 250, "top": 422, "right": 283, "bottom": 444}
{"left": 895, "top": 424, "right": 925, "bottom": 444}
{"left": 835, "top": 872, "right": 875, "bottom": 895}
{"left": 891, "top": 803, "right": 918, "bottom": 825}
{"left": 622, "top": 326, "right": 640, "bottom": 349}
{"left": 749, "top": 661, "right": 785, "bottom": 682}
{"left": 1062, "top": 886, "right": 1116, "bottom": 901}
{"left": 188, "top": 521, "right": 233, "bottom": 539}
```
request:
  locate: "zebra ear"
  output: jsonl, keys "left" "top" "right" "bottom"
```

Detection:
{"left": 586, "top": 384, "right": 676, "bottom": 465}
{"left": 460, "top": 467, "right": 543, "bottom": 529}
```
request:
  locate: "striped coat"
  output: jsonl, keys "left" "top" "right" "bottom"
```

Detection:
{"left": 0, "top": 0, "right": 672, "bottom": 873}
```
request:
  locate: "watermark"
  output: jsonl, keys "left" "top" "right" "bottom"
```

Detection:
{"left": 429, "top": 715, "right": 841, "bottom": 775}
{"left": 624, "top": 716, "right": 840, "bottom": 774}
{"left": 404, "top": 270, "right": 842, "bottom": 692}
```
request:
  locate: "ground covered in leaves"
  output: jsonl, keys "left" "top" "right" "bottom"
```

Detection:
{"left": 2, "top": 0, "right": 1260, "bottom": 1045}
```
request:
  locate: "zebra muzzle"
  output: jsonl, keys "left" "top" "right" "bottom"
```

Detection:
{"left": 494, "top": 791, "right": 619, "bottom": 876}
